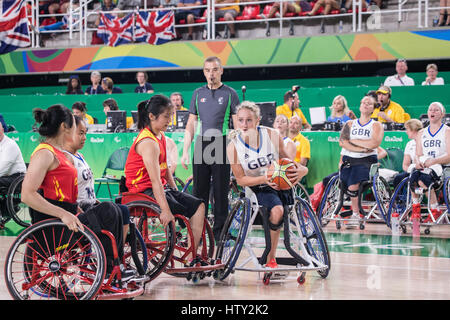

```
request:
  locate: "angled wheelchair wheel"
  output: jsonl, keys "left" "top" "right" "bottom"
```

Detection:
{"left": 388, "top": 176, "right": 411, "bottom": 227}
{"left": 215, "top": 197, "right": 251, "bottom": 281}
{"left": 293, "top": 198, "right": 331, "bottom": 278}
{"left": 123, "top": 223, "right": 148, "bottom": 276}
{"left": 317, "top": 174, "right": 343, "bottom": 225}
{"left": 126, "top": 201, "right": 175, "bottom": 281}
{"left": 6, "top": 174, "right": 31, "bottom": 228}
{"left": 372, "top": 174, "right": 392, "bottom": 226}
{"left": 444, "top": 177, "right": 450, "bottom": 213}
{"left": 294, "top": 183, "right": 310, "bottom": 204}
{"left": 5, "top": 219, "right": 106, "bottom": 300}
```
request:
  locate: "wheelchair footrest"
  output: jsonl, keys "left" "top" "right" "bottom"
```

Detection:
{"left": 165, "top": 263, "right": 225, "bottom": 274}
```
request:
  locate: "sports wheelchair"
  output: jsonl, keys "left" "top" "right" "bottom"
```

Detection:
{"left": 0, "top": 173, "right": 31, "bottom": 228}
{"left": 119, "top": 192, "right": 225, "bottom": 283}
{"left": 387, "top": 168, "right": 450, "bottom": 235}
{"left": 317, "top": 163, "right": 391, "bottom": 230}
{"left": 215, "top": 187, "right": 330, "bottom": 286}
{"left": 4, "top": 217, "right": 148, "bottom": 300}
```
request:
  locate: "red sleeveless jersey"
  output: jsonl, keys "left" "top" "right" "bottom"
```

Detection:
{"left": 125, "top": 127, "right": 168, "bottom": 193}
{"left": 31, "top": 143, "right": 78, "bottom": 204}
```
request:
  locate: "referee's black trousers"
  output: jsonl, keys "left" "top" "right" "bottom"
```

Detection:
{"left": 192, "top": 135, "right": 230, "bottom": 241}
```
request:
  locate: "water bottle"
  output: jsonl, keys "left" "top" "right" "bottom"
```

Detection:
{"left": 433, "top": 15, "right": 438, "bottom": 27}
{"left": 391, "top": 212, "right": 400, "bottom": 236}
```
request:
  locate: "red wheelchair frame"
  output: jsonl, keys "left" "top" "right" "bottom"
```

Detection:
{"left": 120, "top": 192, "right": 224, "bottom": 283}
{"left": 4, "top": 218, "right": 147, "bottom": 300}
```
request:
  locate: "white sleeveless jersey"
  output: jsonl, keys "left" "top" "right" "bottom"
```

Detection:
{"left": 421, "top": 124, "right": 450, "bottom": 166}
{"left": 65, "top": 151, "right": 96, "bottom": 205}
{"left": 232, "top": 126, "right": 278, "bottom": 177}
{"left": 341, "top": 119, "right": 378, "bottom": 158}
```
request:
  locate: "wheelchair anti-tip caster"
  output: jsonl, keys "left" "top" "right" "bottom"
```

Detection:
{"left": 297, "top": 272, "right": 306, "bottom": 285}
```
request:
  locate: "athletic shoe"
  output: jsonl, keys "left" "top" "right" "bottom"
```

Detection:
{"left": 424, "top": 209, "right": 442, "bottom": 223}
{"left": 265, "top": 258, "right": 278, "bottom": 269}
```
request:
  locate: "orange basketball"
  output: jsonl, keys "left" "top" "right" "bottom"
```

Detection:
{"left": 266, "top": 158, "right": 297, "bottom": 190}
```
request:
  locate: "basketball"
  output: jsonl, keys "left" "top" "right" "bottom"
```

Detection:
{"left": 266, "top": 158, "right": 297, "bottom": 190}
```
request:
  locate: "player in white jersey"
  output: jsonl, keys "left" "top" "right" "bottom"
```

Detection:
{"left": 411, "top": 102, "right": 450, "bottom": 222}
{"left": 227, "top": 101, "right": 308, "bottom": 269}
{"left": 64, "top": 116, "right": 130, "bottom": 243}
{"left": 338, "top": 95, "right": 384, "bottom": 227}
{"left": 273, "top": 114, "right": 296, "bottom": 161}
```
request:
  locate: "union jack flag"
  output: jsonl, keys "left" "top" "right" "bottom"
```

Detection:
{"left": 135, "top": 10, "right": 176, "bottom": 45}
{"left": 0, "top": 0, "right": 30, "bottom": 54}
{"left": 97, "top": 12, "right": 134, "bottom": 47}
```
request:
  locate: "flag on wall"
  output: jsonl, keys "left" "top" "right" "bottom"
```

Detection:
{"left": 0, "top": 0, "right": 30, "bottom": 54}
{"left": 97, "top": 12, "right": 134, "bottom": 47}
{"left": 135, "top": 10, "right": 176, "bottom": 45}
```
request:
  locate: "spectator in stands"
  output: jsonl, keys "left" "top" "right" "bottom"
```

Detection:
{"left": 66, "top": 75, "right": 83, "bottom": 95}
{"left": 265, "top": 1, "right": 312, "bottom": 19}
{"left": 134, "top": 71, "right": 154, "bottom": 93}
{"left": 372, "top": 85, "right": 410, "bottom": 123}
{"left": 159, "top": 0, "right": 179, "bottom": 7}
{"left": 85, "top": 71, "right": 105, "bottom": 95}
{"left": 38, "top": 1, "right": 60, "bottom": 24}
{"left": 276, "top": 90, "right": 311, "bottom": 130}
{"left": 288, "top": 115, "right": 310, "bottom": 166}
{"left": 384, "top": 59, "right": 415, "bottom": 87}
{"left": 273, "top": 114, "right": 297, "bottom": 160}
{"left": 117, "top": 0, "right": 141, "bottom": 11}
{"left": 0, "top": 121, "right": 27, "bottom": 197}
{"left": 214, "top": 0, "right": 239, "bottom": 38}
{"left": 438, "top": 0, "right": 450, "bottom": 26}
{"left": 72, "top": 101, "right": 95, "bottom": 125}
{"left": 102, "top": 98, "right": 133, "bottom": 129}
{"left": 422, "top": 63, "right": 445, "bottom": 86}
{"left": 101, "top": 77, "right": 123, "bottom": 94}
{"left": 95, "top": 0, "right": 117, "bottom": 27}
{"left": 169, "top": 92, "right": 188, "bottom": 127}
{"left": 307, "top": 0, "right": 340, "bottom": 16}
{"left": 327, "top": 95, "right": 356, "bottom": 123}
{"left": 341, "top": 0, "right": 367, "bottom": 13}
{"left": 175, "top": 0, "right": 202, "bottom": 40}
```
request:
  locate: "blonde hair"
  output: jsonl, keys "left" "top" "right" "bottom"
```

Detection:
{"left": 404, "top": 119, "right": 423, "bottom": 132}
{"left": 426, "top": 63, "right": 438, "bottom": 71}
{"left": 330, "top": 95, "right": 350, "bottom": 118}
{"left": 228, "top": 101, "right": 261, "bottom": 140}
{"left": 429, "top": 101, "right": 445, "bottom": 114}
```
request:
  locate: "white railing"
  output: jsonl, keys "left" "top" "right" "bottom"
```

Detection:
{"left": 25, "top": 0, "right": 449, "bottom": 48}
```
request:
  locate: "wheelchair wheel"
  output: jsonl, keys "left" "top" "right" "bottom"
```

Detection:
{"left": 317, "top": 174, "right": 343, "bottom": 225}
{"left": 388, "top": 176, "right": 411, "bottom": 227}
{"left": 294, "top": 183, "right": 310, "bottom": 204}
{"left": 123, "top": 223, "right": 148, "bottom": 276}
{"left": 444, "top": 177, "right": 450, "bottom": 213}
{"left": 6, "top": 174, "right": 31, "bottom": 228}
{"left": 215, "top": 197, "right": 251, "bottom": 281}
{"left": 126, "top": 201, "right": 176, "bottom": 281}
{"left": 372, "top": 174, "right": 392, "bottom": 225}
{"left": 5, "top": 219, "right": 106, "bottom": 300}
{"left": 358, "top": 175, "right": 391, "bottom": 224}
{"left": 293, "top": 198, "right": 331, "bottom": 278}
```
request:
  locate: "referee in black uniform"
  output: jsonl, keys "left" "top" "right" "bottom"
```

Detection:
{"left": 181, "top": 56, "right": 240, "bottom": 241}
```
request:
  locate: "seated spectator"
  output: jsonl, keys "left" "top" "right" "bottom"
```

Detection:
{"left": 175, "top": 0, "right": 202, "bottom": 40}
{"left": 72, "top": 101, "right": 95, "bottom": 125}
{"left": 38, "top": 1, "right": 60, "bottom": 24}
{"left": 438, "top": 0, "right": 450, "bottom": 26}
{"left": 341, "top": 0, "right": 367, "bottom": 13}
{"left": 85, "top": 71, "right": 105, "bottom": 95}
{"left": 384, "top": 59, "right": 415, "bottom": 87}
{"left": 273, "top": 114, "right": 297, "bottom": 160}
{"left": 95, "top": 0, "right": 117, "bottom": 27}
{"left": 327, "top": 95, "right": 356, "bottom": 123}
{"left": 372, "top": 85, "right": 410, "bottom": 123}
{"left": 135, "top": 71, "right": 154, "bottom": 93}
{"left": 265, "top": 1, "right": 312, "bottom": 19}
{"left": 102, "top": 98, "right": 133, "bottom": 129}
{"left": 214, "top": 0, "right": 239, "bottom": 38}
{"left": 102, "top": 77, "right": 123, "bottom": 94}
{"left": 422, "top": 63, "right": 445, "bottom": 86}
{"left": 117, "top": 0, "right": 141, "bottom": 11}
{"left": 66, "top": 75, "right": 83, "bottom": 95}
{"left": 159, "top": 0, "right": 179, "bottom": 7}
{"left": 307, "top": 0, "right": 340, "bottom": 16}
{"left": 0, "top": 122, "right": 27, "bottom": 201}
{"left": 169, "top": 92, "right": 188, "bottom": 126}
{"left": 276, "top": 90, "right": 311, "bottom": 130}
{"left": 288, "top": 115, "right": 310, "bottom": 166}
